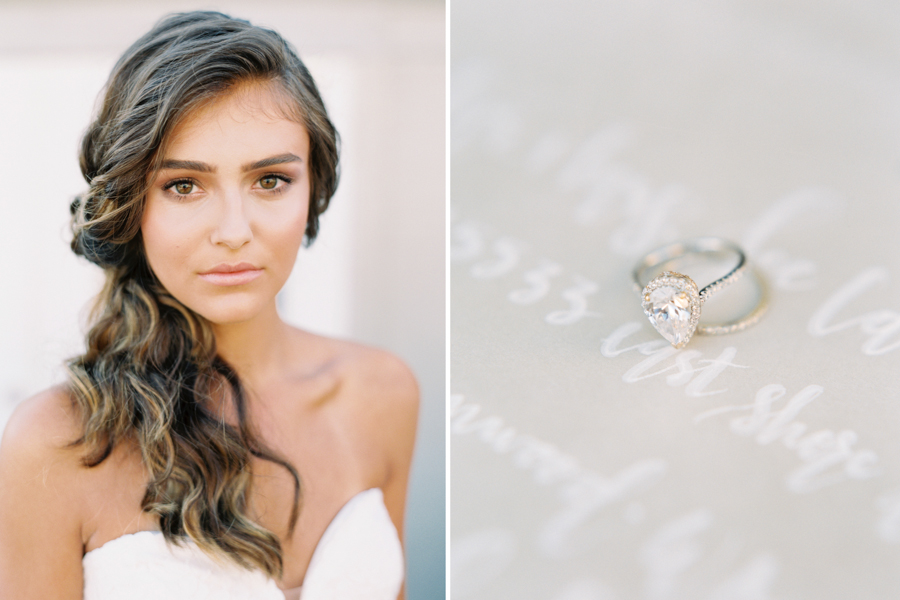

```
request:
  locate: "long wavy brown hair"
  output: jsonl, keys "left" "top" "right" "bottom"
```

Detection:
{"left": 66, "top": 11, "right": 339, "bottom": 577}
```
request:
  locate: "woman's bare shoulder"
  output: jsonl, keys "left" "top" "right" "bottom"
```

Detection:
{"left": 321, "top": 340, "right": 420, "bottom": 521}
{"left": 287, "top": 328, "right": 419, "bottom": 412}
{"left": 338, "top": 342, "right": 420, "bottom": 472}
{"left": 0, "top": 385, "right": 88, "bottom": 503}
{"left": 0, "top": 385, "right": 84, "bottom": 462}
{"left": 327, "top": 338, "right": 418, "bottom": 412}
{"left": 0, "top": 386, "right": 88, "bottom": 596}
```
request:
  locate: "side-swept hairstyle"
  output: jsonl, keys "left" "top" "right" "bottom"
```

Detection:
{"left": 66, "top": 11, "right": 340, "bottom": 577}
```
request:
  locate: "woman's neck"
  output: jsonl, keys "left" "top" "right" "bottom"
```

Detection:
{"left": 211, "top": 301, "right": 290, "bottom": 387}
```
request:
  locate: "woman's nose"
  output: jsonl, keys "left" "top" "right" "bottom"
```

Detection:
{"left": 210, "top": 190, "right": 252, "bottom": 250}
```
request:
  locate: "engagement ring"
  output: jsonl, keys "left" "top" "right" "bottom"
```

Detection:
{"left": 633, "top": 238, "right": 768, "bottom": 348}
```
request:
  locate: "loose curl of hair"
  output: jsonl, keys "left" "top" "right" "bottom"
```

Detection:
{"left": 66, "top": 11, "right": 340, "bottom": 577}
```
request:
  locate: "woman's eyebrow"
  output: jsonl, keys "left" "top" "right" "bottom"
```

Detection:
{"left": 242, "top": 153, "right": 301, "bottom": 172}
{"left": 159, "top": 159, "right": 214, "bottom": 172}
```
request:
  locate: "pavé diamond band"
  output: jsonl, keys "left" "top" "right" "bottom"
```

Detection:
{"left": 632, "top": 238, "right": 768, "bottom": 348}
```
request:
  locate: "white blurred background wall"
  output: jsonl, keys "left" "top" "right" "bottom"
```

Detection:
{"left": 0, "top": 1, "right": 445, "bottom": 597}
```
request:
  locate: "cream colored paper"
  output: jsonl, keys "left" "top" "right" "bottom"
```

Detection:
{"left": 451, "top": 2, "right": 900, "bottom": 598}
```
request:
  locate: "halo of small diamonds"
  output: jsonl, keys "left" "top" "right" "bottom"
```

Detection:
{"left": 641, "top": 271, "right": 701, "bottom": 349}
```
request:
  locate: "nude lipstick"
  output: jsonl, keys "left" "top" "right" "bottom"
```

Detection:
{"left": 198, "top": 263, "right": 263, "bottom": 286}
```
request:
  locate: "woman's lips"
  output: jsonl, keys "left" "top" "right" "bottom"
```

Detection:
{"left": 198, "top": 263, "right": 263, "bottom": 286}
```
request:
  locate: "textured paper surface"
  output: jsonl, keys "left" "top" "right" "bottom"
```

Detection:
{"left": 450, "top": 2, "right": 900, "bottom": 598}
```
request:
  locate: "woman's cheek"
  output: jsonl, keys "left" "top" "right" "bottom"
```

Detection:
{"left": 142, "top": 197, "right": 202, "bottom": 287}
{"left": 272, "top": 188, "right": 310, "bottom": 246}
{"left": 270, "top": 204, "right": 308, "bottom": 270}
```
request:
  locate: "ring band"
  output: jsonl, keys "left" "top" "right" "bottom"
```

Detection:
{"left": 632, "top": 237, "right": 768, "bottom": 348}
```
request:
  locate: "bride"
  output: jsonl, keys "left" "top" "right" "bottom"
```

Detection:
{"left": 0, "top": 11, "right": 417, "bottom": 600}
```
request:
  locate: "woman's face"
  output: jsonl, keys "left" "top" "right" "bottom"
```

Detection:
{"left": 142, "top": 82, "right": 310, "bottom": 325}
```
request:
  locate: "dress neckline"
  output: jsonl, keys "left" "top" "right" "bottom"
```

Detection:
{"left": 83, "top": 487, "right": 385, "bottom": 590}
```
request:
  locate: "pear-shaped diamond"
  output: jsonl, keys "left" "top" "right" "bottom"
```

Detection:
{"left": 641, "top": 272, "right": 701, "bottom": 348}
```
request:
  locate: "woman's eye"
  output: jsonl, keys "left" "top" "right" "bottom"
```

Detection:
{"left": 173, "top": 181, "right": 194, "bottom": 195}
{"left": 259, "top": 176, "right": 279, "bottom": 190}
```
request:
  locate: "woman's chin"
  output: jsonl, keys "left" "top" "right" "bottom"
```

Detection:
{"left": 192, "top": 298, "right": 274, "bottom": 327}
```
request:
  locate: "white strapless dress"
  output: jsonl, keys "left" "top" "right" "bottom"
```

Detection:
{"left": 82, "top": 488, "right": 404, "bottom": 600}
